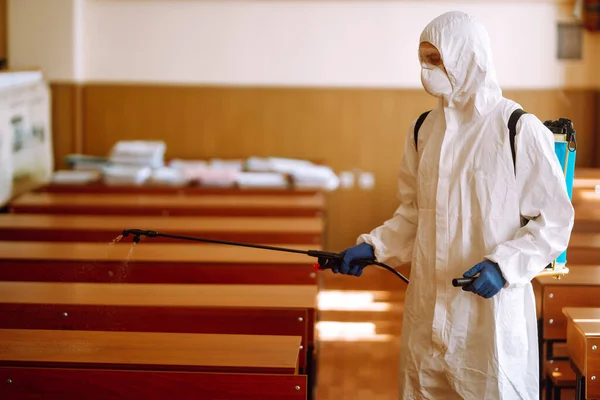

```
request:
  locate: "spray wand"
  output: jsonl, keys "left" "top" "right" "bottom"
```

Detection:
{"left": 121, "top": 228, "right": 410, "bottom": 284}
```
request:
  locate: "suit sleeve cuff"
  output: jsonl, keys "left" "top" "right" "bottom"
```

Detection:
{"left": 357, "top": 234, "right": 391, "bottom": 264}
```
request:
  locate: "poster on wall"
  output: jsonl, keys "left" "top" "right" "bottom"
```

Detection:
{"left": 0, "top": 71, "right": 53, "bottom": 206}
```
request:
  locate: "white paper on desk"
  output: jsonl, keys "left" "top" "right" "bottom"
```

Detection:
{"left": 236, "top": 172, "right": 288, "bottom": 189}
{"left": 109, "top": 141, "right": 166, "bottom": 168}
{"left": 149, "top": 167, "right": 189, "bottom": 186}
{"left": 195, "top": 166, "right": 240, "bottom": 187}
{"left": 268, "top": 158, "right": 314, "bottom": 174}
{"left": 66, "top": 154, "right": 110, "bottom": 172}
{"left": 102, "top": 165, "right": 152, "bottom": 186}
{"left": 246, "top": 157, "right": 272, "bottom": 172}
{"left": 209, "top": 159, "right": 243, "bottom": 171}
{"left": 291, "top": 165, "right": 340, "bottom": 191}
{"left": 169, "top": 159, "right": 208, "bottom": 170}
{"left": 52, "top": 170, "right": 101, "bottom": 184}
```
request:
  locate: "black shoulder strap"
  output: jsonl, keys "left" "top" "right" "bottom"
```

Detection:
{"left": 414, "top": 110, "right": 432, "bottom": 151}
{"left": 508, "top": 108, "right": 530, "bottom": 228}
{"left": 508, "top": 109, "right": 527, "bottom": 173}
{"left": 413, "top": 108, "right": 527, "bottom": 167}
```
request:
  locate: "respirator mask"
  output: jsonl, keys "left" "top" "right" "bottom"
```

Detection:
{"left": 421, "top": 65, "right": 453, "bottom": 98}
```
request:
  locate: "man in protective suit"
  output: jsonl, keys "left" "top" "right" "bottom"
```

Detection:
{"left": 333, "top": 11, "right": 574, "bottom": 400}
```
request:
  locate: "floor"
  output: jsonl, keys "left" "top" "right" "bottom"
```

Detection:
{"left": 314, "top": 266, "right": 405, "bottom": 400}
{"left": 312, "top": 266, "right": 576, "bottom": 400}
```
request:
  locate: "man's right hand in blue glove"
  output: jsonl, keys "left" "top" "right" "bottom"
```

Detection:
{"left": 332, "top": 243, "right": 375, "bottom": 277}
{"left": 461, "top": 260, "right": 506, "bottom": 299}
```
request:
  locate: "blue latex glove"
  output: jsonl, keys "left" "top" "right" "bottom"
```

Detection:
{"left": 332, "top": 243, "right": 375, "bottom": 277}
{"left": 462, "top": 260, "right": 506, "bottom": 299}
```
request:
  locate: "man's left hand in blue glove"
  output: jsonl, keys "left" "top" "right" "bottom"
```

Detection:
{"left": 462, "top": 260, "right": 506, "bottom": 299}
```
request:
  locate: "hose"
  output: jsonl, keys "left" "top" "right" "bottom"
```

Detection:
{"left": 122, "top": 228, "right": 410, "bottom": 284}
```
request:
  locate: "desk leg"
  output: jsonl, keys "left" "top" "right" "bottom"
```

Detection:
{"left": 307, "top": 345, "right": 316, "bottom": 400}
{"left": 575, "top": 372, "right": 585, "bottom": 400}
{"left": 539, "top": 318, "right": 544, "bottom": 398}
{"left": 545, "top": 375, "right": 554, "bottom": 400}
{"left": 553, "top": 385, "right": 561, "bottom": 400}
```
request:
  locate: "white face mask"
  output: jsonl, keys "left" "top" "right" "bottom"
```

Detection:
{"left": 421, "top": 66, "right": 453, "bottom": 98}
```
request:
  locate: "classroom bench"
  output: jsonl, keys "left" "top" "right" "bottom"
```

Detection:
{"left": 39, "top": 182, "right": 321, "bottom": 196}
{"left": 0, "top": 241, "right": 321, "bottom": 285}
{"left": 534, "top": 266, "right": 600, "bottom": 397}
{"left": 574, "top": 168, "right": 600, "bottom": 185}
{"left": 0, "top": 282, "right": 317, "bottom": 371}
{"left": 0, "top": 214, "right": 324, "bottom": 245}
{"left": 573, "top": 207, "right": 600, "bottom": 234}
{"left": 563, "top": 309, "right": 600, "bottom": 400}
{"left": 567, "top": 233, "right": 600, "bottom": 265}
{"left": 7, "top": 192, "right": 326, "bottom": 218}
{"left": 0, "top": 329, "right": 307, "bottom": 400}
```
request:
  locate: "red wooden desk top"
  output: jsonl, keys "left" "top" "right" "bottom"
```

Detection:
{"left": 0, "top": 329, "right": 300, "bottom": 374}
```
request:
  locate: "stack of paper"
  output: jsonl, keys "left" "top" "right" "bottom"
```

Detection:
{"left": 169, "top": 159, "right": 240, "bottom": 187}
{"left": 290, "top": 165, "right": 340, "bottom": 191}
{"left": 236, "top": 172, "right": 289, "bottom": 189}
{"left": 245, "top": 157, "right": 273, "bottom": 172}
{"left": 148, "top": 167, "right": 189, "bottom": 187}
{"left": 109, "top": 141, "right": 166, "bottom": 169}
{"left": 52, "top": 170, "right": 101, "bottom": 185}
{"left": 102, "top": 165, "right": 152, "bottom": 186}
{"left": 267, "top": 158, "right": 315, "bottom": 174}
{"left": 210, "top": 159, "right": 244, "bottom": 171}
{"left": 246, "top": 157, "right": 339, "bottom": 190}
{"left": 64, "top": 155, "right": 109, "bottom": 172}
{"left": 169, "top": 159, "right": 207, "bottom": 181}
{"left": 197, "top": 167, "right": 240, "bottom": 187}
{"left": 246, "top": 157, "right": 314, "bottom": 174}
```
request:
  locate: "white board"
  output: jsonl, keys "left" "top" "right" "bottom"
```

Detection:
{"left": 0, "top": 71, "right": 53, "bottom": 206}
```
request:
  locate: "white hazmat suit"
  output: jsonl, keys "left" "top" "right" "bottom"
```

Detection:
{"left": 357, "top": 11, "right": 574, "bottom": 400}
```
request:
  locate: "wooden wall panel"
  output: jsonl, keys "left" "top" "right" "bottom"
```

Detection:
{"left": 48, "top": 84, "right": 599, "bottom": 251}
{"left": 49, "top": 83, "right": 82, "bottom": 170}
{"left": 597, "top": 90, "right": 600, "bottom": 166}
{"left": 81, "top": 85, "right": 439, "bottom": 250}
{"left": 504, "top": 89, "right": 598, "bottom": 168}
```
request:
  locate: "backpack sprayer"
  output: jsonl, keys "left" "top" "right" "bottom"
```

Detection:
{"left": 122, "top": 117, "right": 576, "bottom": 288}
{"left": 452, "top": 116, "right": 578, "bottom": 287}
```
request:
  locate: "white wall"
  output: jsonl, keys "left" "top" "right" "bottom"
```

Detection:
{"left": 9, "top": 0, "right": 599, "bottom": 89}
{"left": 8, "top": 0, "right": 81, "bottom": 81}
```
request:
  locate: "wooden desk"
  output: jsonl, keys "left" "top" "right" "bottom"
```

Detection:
{"left": 574, "top": 207, "right": 600, "bottom": 234}
{"left": 568, "top": 233, "right": 600, "bottom": 265}
{"left": 0, "top": 214, "right": 324, "bottom": 245}
{"left": 574, "top": 179, "right": 600, "bottom": 190}
{"left": 574, "top": 168, "right": 600, "bottom": 191}
{"left": 574, "top": 188, "right": 600, "bottom": 200}
{"left": 0, "top": 241, "right": 320, "bottom": 285}
{"left": 0, "top": 282, "right": 316, "bottom": 371}
{"left": 39, "top": 182, "right": 320, "bottom": 196}
{"left": 0, "top": 329, "right": 300, "bottom": 374}
{"left": 564, "top": 317, "right": 600, "bottom": 399}
{"left": 534, "top": 267, "right": 600, "bottom": 341}
{"left": 564, "top": 308, "right": 600, "bottom": 322}
{"left": 534, "top": 269, "right": 600, "bottom": 397}
{"left": 0, "top": 329, "right": 307, "bottom": 399}
{"left": 0, "top": 368, "right": 307, "bottom": 400}
{"left": 7, "top": 192, "right": 326, "bottom": 218}
{"left": 575, "top": 168, "right": 600, "bottom": 180}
